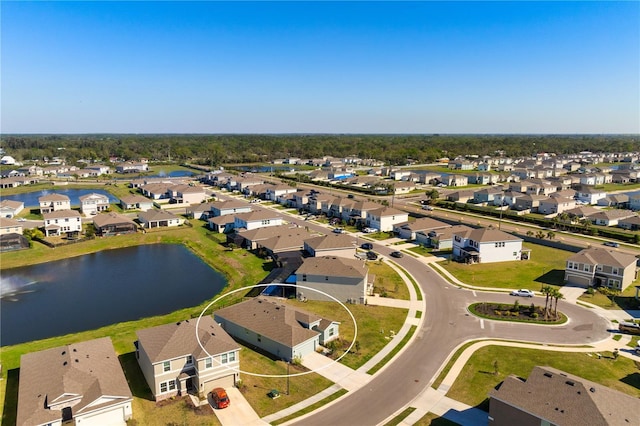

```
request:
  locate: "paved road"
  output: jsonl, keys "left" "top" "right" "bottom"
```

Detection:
{"left": 291, "top": 246, "right": 611, "bottom": 426}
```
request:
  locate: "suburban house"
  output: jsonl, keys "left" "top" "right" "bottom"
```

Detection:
{"left": 0, "top": 219, "right": 28, "bottom": 252}
{"left": 208, "top": 215, "right": 236, "bottom": 233}
{"left": 304, "top": 234, "right": 357, "bottom": 259}
{"left": 441, "top": 174, "right": 469, "bottom": 187}
{"left": 472, "top": 187, "right": 503, "bottom": 204}
{"left": 452, "top": 228, "right": 526, "bottom": 264}
{"left": 233, "top": 225, "right": 308, "bottom": 250}
{"left": 210, "top": 200, "right": 252, "bottom": 217}
{"left": 564, "top": 248, "right": 638, "bottom": 290}
{"left": 0, "top": 199, "right": 24, "bottom": 218}
{"left": 0, "top": 217, "right": 23, "bottom": 236}
{"left": 536, "top": 197, "right": 576, "bottom": 215}
{"left": 588, "top": 209, "right": 637, "bottom": 227}
{"left": 366, "top": 207, "right": 409, "bottom": 232}
{"left": 85, "top": 164, "right": 111, "bottom": 176}
{"left": 233, "top": 210, "right": 283, "bottom": 231}
{"left": 115, "top": 161, "right": 148, "bottom": 173}
{"left": 79, "top": 193, "right": 110, "bottom": 216}
{"left": 575, "top": 187, "right": 607, "bottom": 205}
{"left": 214, "top": 297, "right": 340, "bottom": 362}
{"left": 168, "top": 184, "right": 206, "bottom": 205}
{"left": 618, "top": 215, "right": 640, "bottom": 231}
{"left": 138, "top": 210, "right": 184, "bottom": 228}
{"left": 512, "top": 194, "right": 547, "bottom": 212}
{"left": 135, "top": 317, "right": 240, "bottom": 401}
{"left": 446, "top": 189, "right": 475, "bottom": 203}
{"left": 43, "top": 210, "right": 83, "bottom": 238}
{"left": 39, "top": 193, "right": 71, "bottom": 214}
{"left": 416, "top": 224, "right": 473, "bottom": 250}
{"left": 92, "top": 212, "right": 138, "bottom": 236}
{"left": 393, "top": 217, "right": 451, "bottom": 241}
{"left": 119, "top": 194, "right": 155, "bottom": 211}
{"left": 597, "top": 194, "right": 629, "bottom": 208}
{"left": 295, "top": 256, "right": 370, "bottom": 304}
{"left": 265, "top": 185, "right": 299, "bottom": 203}
{"left": 253, "top": 227, "right": 315, "bottom": 258}
{"left": 185, "top": 202, "right": 217, "bottom": 219}
{"left": 488, "top": 366, "right": 640, "bottom": 426}
{"left": 631, "top": 193, "right": 640, "bottom": 211}
{"left": 17, "top": 337, "right": 133, "bottom": 426}
{"left": 139, "top": 183, "right": 174, "bottom": 200}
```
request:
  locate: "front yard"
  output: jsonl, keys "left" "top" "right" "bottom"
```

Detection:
{"left": 438, "top": 243, "right": 568, "bottom": 290}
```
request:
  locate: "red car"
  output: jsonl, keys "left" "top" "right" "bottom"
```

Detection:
{"left": 210, "top": 387, "right": 230, "bottom": 409}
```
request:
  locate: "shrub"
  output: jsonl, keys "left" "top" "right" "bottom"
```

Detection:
{"left": 494, "top": 310, "right": 502, "bottom": 316}
{"left": 586, "top": 287, "right": 595, "bottom": 295}
{"left": 531, "top": 312, "right": 539, "bottom": 319}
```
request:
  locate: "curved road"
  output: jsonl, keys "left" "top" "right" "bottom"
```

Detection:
{"left": 291, "top": 238, "right": 611, "bottom": 426}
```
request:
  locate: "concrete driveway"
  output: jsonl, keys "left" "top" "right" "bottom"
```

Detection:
{"left": 211, "top": 387, "right": 266, "bottom": 426}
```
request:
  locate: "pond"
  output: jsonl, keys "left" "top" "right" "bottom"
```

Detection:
{"left": 0, "top": 188, "right": 118, "bottom": 208}
{"left": 0, "top": 244, "right": 227, "bottom": 346}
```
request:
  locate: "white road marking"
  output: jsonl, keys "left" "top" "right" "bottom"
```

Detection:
{"left": 473, "top": 290, "right": 477, "bottom": 297}
{"left": 480, "top": 319, "right": 485, "bottom": 329}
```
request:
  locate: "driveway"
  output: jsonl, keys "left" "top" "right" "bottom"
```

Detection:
{"left": 211, "top": 387, "right": 266, "bottom": 426}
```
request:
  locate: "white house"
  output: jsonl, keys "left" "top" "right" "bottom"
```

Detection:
{"left": 366, "top": 207, "right": 409, "bottom": 232}
{"left": 452, "top": 228, "right": 525, "bottom": 264}
{"left": 233, "top": 210, "right": 283, "bottom": 231}
{"left": 79, "top": 193, "right": 110, "bottom": 216}
{"left": 39, "top": 193, "right": 71, "bottom": 214}
{"left": 43, "top": 210, "right": 83, "bottom": 238}
{"left": 0, "top": 199, "right": 24, "bottom": 218}
{"left": 575, "top": 187, "right": 607, "bottom": 205}
{"left": 138, "top": 210, "right": 184, "bottom": 228}
{"left": 168, "top": 184, "right": 206, "bottom": 205}
{"left": 211, "top": 200, "right": 252, "bottom": 217}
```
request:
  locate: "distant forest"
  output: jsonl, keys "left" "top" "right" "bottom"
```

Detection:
{"left": 1, "top": 134, "right": 639, "bottom": 166}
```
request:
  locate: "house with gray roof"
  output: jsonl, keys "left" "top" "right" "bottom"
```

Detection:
{"left": 210, "top": 199, "right": 252, "bottom": 217}
{"left": 43, "top": 210, "right": 82, "bottom": 238}
{"left": 79, "top": 192, "right": 110, "bottom": 216}
{"left": 296, "top": 256, "right": 369, "bottom": 304}
{"left": 489, "top": 366, "right": 640, "bottom": 426}
{"left": 0, "top": 199, "right": 24, "bottom": 218}
{"left": 214, "top": 297, "right": 340, "bottom": 362}
{"left": 597, "top": 193, "right": 629, "bottom": 208}
{"left": 393, "top": 217, "right": 451, "bottom": 241}
{"left": 39, "top": 193, "right": 71, "bottom": 214}
{"left": 138, "top": 209, "right": 184, "bottom": 228}
{"left": 564, "top": 247, "right": 638, "bottom": 290}
{"left": 618, "top": 215, "right": 640, "bottom": 231}
{"left": 452, "top": 228, "right": 525, "bottom": 264}
{"left": 119, "top": 194, "right": 155, "bottom": 211}
{"left": 588, "top": 209, "right": 637, "bottom": 227}
{"left": 416, "top": 224, "right": 473, "bottom": 250}
{"left": 537, "top": 197, "right": 576, "bottom": 215}
{"left": 304, "top": 234, "right": 356, "bottom": 258}
{"left": 233, "top": 210, "right": 283, "bottom": 231}
{"left": 17, "top": 337, "right": 133, "bottom": 426}
{"left": 136, "top": 316, "right": 240, "bottom": 401}
{"left": 92, "top": 212, "right": 138, "bottom": 236}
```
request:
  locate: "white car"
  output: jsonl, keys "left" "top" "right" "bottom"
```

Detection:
{"left": 510, "top": 289, "right": 534, "bottom": 297}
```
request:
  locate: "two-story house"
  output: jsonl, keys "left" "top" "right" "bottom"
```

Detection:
{"left": 295, "top": 256, "right": 369, "bottom": 304}
{"left": 79, "top": 192, "right": 110, "bottom": 216}
{"left": 452, "top": 228, "right": 525, "bottom": 264}
{"left": 304, "top": 234, "right": 356, "bottom": 259}
{"left": 135, "top": 317, "right": 240, "bottom": 401}
{"left": 366, "top": 207, "right": 409, "bottom": 232}
{"left": 564, "top": 248, "right": 638, "bottom": 290}
{"left": 39, "top": 193, "right": 71, "bottom": 214}
{"left": 43, "top": 210, "right": 82, "bottom": 238}
{"left": 210, "top": 200, "right": 253, "bottom": 217}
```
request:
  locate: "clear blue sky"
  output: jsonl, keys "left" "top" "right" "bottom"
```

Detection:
{"left": 2, "top": 1, "right": 639, "bottom": 134}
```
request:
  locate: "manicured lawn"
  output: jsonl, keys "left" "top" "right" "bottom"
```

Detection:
{"left": 368, "top": 261, "right": 410, "bottom": 300}
{"left": 439, "top": 243, "right": 568, "bottom": 290}
{"left": 367, "top": 232, "right": 395, "bottom": 240}
{"left": 407, "top": 246, "right": 434, "bottom": 257}
{"left": 578, "top": 284, "right": 640, "bottom": 310}
{"left": 446, "top": 345, "right": 640, "bottom": 411}
{"left": 286, "top": 300, "right": 408, "bottom": 370}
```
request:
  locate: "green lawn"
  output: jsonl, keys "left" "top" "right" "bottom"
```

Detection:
{"left": 446, "top": 345, "right": 640, "bottom": 411}
{"left": 368, "top": 261, "right": 410, "bottom": 300}
{"left": 407, "top": 246, "right": 435, "bottom": 257}
{"left": 439, "top": 243, "right": 568, "bottom": 290}
{"left": 578, "top": 284, "right": 640, "bottom": 310}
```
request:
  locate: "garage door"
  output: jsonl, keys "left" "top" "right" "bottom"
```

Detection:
{"left": 78, "top": 406, "right": 126, "bottom": 426}
{"left": 565, "top": 273, "right": 591, "bottom": 287}
{"left": 203, "top": 374, "right": 236, "bottom": 396}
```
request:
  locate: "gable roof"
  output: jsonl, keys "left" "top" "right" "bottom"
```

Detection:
{"left": 17, "top": 337, "right": 132, "bottom": 426}
{"left": 38, "top": 193, "right": 70, "bottom": 202}
{"left": 234, "top": 210, "right": 282, "bottom": 222}
{"left": 119, "top": 194, "right": 152, "bottom": 204}
{"left": 0, "top": 199, "right": 24, "bottom": 209}
{"left": 136, "top": 316, "right": 239, "bottom": 364}
{"left": 258, "top": 229, "right": 314, "bottom": 253}
{"left": 92, "top": 212, "right": 137, "bottom": 228}
{"left": 138, "top": 209, "right": 180, "bottom": 222}
{"left": 567, "top": 248, "right": 637, "bottom": 268}
{"left": 78, "top": 193, "right": 109, "bottom": 202}
{"left": 304, "top": 234, "right": 356, "bottom": 251}
{"left": 462, "top": 228, "right": 523, "bottom": 243}
{"left": 43, "top": 210, "right": 81, "bottom": 220}
{"left": 211, "top": 200, "right": 250, "bottom": 211}
{"left": 395, "top": 217, "right": 451, "bottom": 232}
{"left": 237, "top": 224, "right": 302, "bottom": 242}
{"left": 214, "top": 297, "right": 328, "bottom": 347}
{"left": 489, "top": 366, "right": 640, "bottom": 426}
{"left": 296, "top": 256, "right": 368, "bottom": 278}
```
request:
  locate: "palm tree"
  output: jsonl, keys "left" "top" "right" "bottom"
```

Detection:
{"left": 546, "top": 230, "right": 556, "bottom": 240}
{"left": 541, "top": 285, "right": 554, "bottom": 320}
{"left": 551, "top": 288, "right": 564, "bottom": 320}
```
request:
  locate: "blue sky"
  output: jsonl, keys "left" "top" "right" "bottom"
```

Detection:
{"left": 2, "top": 1, "right": 639, "bottom": 134}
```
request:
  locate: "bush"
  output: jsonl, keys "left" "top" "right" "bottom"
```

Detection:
{"left": 531, "top": 312, "right": 539, "bottom": 319}
{"left": 494, "top": 310, "right": 502, "bottom": 316}
{"left": 586, "top": 287, "right": 595, "bottom": 295}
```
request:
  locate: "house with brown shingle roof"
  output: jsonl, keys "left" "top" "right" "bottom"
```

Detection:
{"left": 0, "top": 199, "right": 24, "bottom": 218}
{"left": 135, "top": 316, "right": 240, "bottom": 401}
{"left": 38, "top": 193, "right": 71, "bottom": 214}
{"left": 565, "top": 247, "right": 638, "bottom": 290}
{"left": 119, "top": 194, "right": 155, "bottom": 211}
{"left": 452, "top": 228, "right": 525, "bottom": 264}
{"left": 17, "top": 337, "right": 133, "bottom": 426}
{"left": 304, "top": 234, "right": 356, "bottom": 258}
{"left": 489, "top": 366, "right": 640, "bottom": 426}
{"left": 42, "top": 210, "right": 82, "bottom": 237}
{"left": 79, "top": 192, "right": 110, "bottom": 216}
{"left": 296, "top": 256, "right": 369, "bottom": 304}
{"left": 416, "top": 224, "right": 473, "bottom": 250}
{"left": 233, "top": 210, "right": 283, "bottom": 231}
{"left": 138, "top": 209, "right": 184, "bottom": 228}
{"left": 588, "top": 209, "right": 637, "bottom": 227}
{"left": 214, "top": 297, "right": 339, "bottom": 362}
{"left": 92, "top": 212, "right": 138, "bottom": 236}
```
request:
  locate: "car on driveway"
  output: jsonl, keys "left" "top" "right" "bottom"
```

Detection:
{"left": 361, "top": 243, "right": 373, "bottom": 250}
{"left": 366, "top": 251, "right": 378, "bottom": 260}
{"left": 210, "top": 387, "right": 230, "bottom": 409}
{"left": 390, "top": 251, "right": 404, "bottom": 258}
{"left": 510, "top": 289, "right": 534, "bottom": 297}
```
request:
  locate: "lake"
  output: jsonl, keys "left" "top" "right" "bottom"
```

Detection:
{"left": 0, "top": 244, "right": 227, "bottom": 346}
{"left": 0, "top": 188, "right": 119, "bottom": 208}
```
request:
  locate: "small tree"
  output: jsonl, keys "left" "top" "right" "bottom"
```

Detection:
{"left": 546, "top": 230, "right": 555, "bottom": 240}
{"left": 493, "top": 360, "right": 499, "bottom": 376}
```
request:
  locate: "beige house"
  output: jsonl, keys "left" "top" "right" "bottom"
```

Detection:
{"left": 119, "top": 194, "right": 155, "bottom": 211}
{"left": 0, "top": 199, "right": 24, "bottom": 218}
{"left": 39, "top": 193, "right": 71, "bottom": 214}
{"left": 0, "top": 217, "right": 23, "bottom": 235}
{"left": 304, "top": 234, "right": 356, "bottom": 258}
{"left": 296, "top": 256, "right": 369, "bottom": 304}
{"left": 489, "top": 366, "right": 640, "bottom": 426}
{"left": 565, "top": 248, "right": 638, "bottom": 290}
{"left": 138, "top": 209, "right": 184, "bottom": 228}
{"left": 136, "top": 317, "right": 240, "bottom": 401}
{"left": 168, "top": 184, "right": 206, "bottom": 205}
{"left": 17, "top": 337, "right": 133, "bottom": 426}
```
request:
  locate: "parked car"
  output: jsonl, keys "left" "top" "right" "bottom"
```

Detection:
{"left": 209, "top": 387, "right": 230, "bottom": 409}
{"left": 363, "top": 227, "right": 376, "bottom": 233}
{"left": 366, "top": 251, "right": 378, "bottom": 260}
{"left": 422, "top": 205, "right": 433, "bottom": 211}
{"left": 333, "top": 228, "right": 344, "bottom": 234}
{"left": 604, "top": 241, "right": 619, "bottom": 248}
{"left": 361, "top": 243, "right": 373, "bottom": 250}
{"left": 619, "top": 322, "right": 640, "bottom": 335}
{"left": 510, "top": 289, "right": 534, "bottom": 297}
{"left": 390, "top": 251, "right": 404, "bottom": 258}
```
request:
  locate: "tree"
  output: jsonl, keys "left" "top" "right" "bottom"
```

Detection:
{"left": 526, "top": 230, "right": 534, "bottom": 237}
{"left": 551, "top": 288, "right": 564, "bottom": 320}
{"left": 546, "top": 230, "right": 556, "bottom": 240}
{"left": 540, "top": 285, "right": 554, "bottom": 320}
{"left": 23, "top": 228, "right": 44, "bottom": 241}
{"left": 599, "top": 287, "right": 621, "bottom": 307}
{"left": 535, "top": 230, "right": 545, "bottom": 239}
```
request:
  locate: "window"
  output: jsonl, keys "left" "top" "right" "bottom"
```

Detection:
{"left": 329, "top": 328, "right": 335, "bottom": 337}
{"left": 257, "top": 334, "right": 262, "bottom": 342}
{"left": 494, "top": 242, "right": 505, "bottom": 248}
{"left": 186, "top": 355, "right": 193, "bottom": 365}
{"left": 583, "top": 265, "right": 590, "bottom": 272}
{"left": 221, "top": 353, "right": 228, "bottom": 364}
{"left": 205, "top": 357, "right": 212, "bottom": 368}
{"left": 160, "top": 380, "right": 176, "bottom": 393}
{"left": 229, "top": 352, "right": 236, "bottom": 362}
{"left": 163, "top": 361, "right": 170, "bottom": 372}
{"left": 160, "top": 382, "right": 167, "bottom": 393}
{"left": 168, "top": 380, "right": 176, "bottom": 391}
{"left": 302, "top": 274, "right": 307, "bottom": 282}
{"left": 612, "top": 268, "right": 619, "bottom": 275}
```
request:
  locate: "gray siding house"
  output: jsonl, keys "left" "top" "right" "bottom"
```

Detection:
{"left": 296, "top": 256, "right": 369, "bottom": 304}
